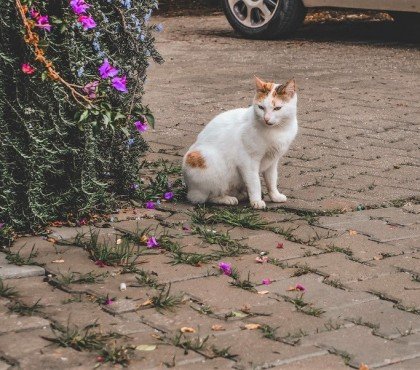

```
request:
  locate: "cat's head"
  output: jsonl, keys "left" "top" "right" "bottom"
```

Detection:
{"left": 253, "top": 77, "right": 297, "bottom": 127}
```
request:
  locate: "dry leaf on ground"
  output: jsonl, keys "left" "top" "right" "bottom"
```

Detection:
{"left": 244, "top": 323, "right": 261, "bottom": 330}
{"left": 211, "top": 324, "right": 225, "bottom": 331}
{"left": 180, "top": 327, "right": 196, "bottom": 333}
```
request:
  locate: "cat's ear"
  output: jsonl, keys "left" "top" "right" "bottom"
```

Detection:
{"left": 255, "top": 76, "right": 267, "bottom": 91}
{"left": 276, "top": 78, "right": 296, "bottom": 99}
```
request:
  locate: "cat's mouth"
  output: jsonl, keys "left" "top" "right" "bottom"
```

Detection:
{"left": 264, "top": 121, "right": 275, "bottom": 126}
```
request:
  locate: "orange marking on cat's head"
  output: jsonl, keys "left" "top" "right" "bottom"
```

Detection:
{"left": 273, "top": 78, "right": 296, "bottom": 103}
{"left": 255, "top": 76, "right": 274, "bottom": 102}
{"left": 185, "top": 151, "right": 206, "bottom": 169}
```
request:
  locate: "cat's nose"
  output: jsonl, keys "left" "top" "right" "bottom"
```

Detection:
{"left": 264, "top": 114, "right": 270, "bottom": 123}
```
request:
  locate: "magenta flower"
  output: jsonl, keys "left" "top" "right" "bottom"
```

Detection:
{"left": 164, "top": 192, "right": 174, "bottom": 200}
{"left": 146, "top": 237, "right": 159, "bottom": 248}
{"left": 295, "top": 284, "right": 305, "bottom": 291}
{"left": 82, "top": 80, "right": 99, "bottom": 99}
{"left": 145, "top": 201, "right": 155, "bottom": 209}
{"left": 218, "top": 262, "right": 232, "bottom": 276}
{"left": 98, "top": 59, "right": 119, "bottom": 79}
{"left": 111, "top": 75, "right": 127, "bottom": 93}
{"left": 78, "top": 15, "right": 96, "bottom": 30}
{"left": 255, "top": 256, "right": 268, "bottom": 263}
{"left": 182, "top": 223, "right": 191, "bottom": 232}
{"left": 70, "top": 0, "right": 91, "bottom": 14}
{"left": 95, "top": 260, "right": 106, "bottom": 268}
{"left": 35, "top": 15, "right": 52, "bottom": 31}
{"left": 0, "top": 222, "right": 4, "bottom": 229}
{"left": 21, "top": 63, "right": 36, "bottom": 75}
{"left": 103, "top": 294, "right": 115, "bottom": 305}
{"left": 134, "top": 120, "right": 148, "bottom": 132}
{"left": 277, "top": 242, "right": 284, "bottom": 249}
{"left": 262, "top": 278, "right": 271, "bottom": 285}
{"left": 29, "top": 8, "right": 40, "bottom": 20}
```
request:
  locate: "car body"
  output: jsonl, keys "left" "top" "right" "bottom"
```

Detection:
{"left": 222, "top": 0, "right": 420, "bottom": 38}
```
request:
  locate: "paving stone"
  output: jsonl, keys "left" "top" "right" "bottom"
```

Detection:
{"left": 286, "top": 252, "right": 396, "bottom": 283}
{"left": 347, "top": 272, "right": 420, "bottom": 309}
{"left": 0, "top": 362, "right": 9, "bottom": 370}
{"left": 275, "top": 353, "right": 350, "bottom": 369}
{"left": 0, "top": 255, "right": 45, "bottom": 279}
{"left": 0, "top": 308, "right": 49, "bottom": 335}
{"left": 373, "top": 252, "right": 420, "bottom": 275}
{"left": 137, "top": 305, "right": 243, "bottom": 335}
{"left": 170, "top": 276, "right": 277, "bottom": 313}
{"left": 16, "top": 347, "right": 97, "bottom": 370}
{"left": 206, "top": 329, "right": 327, "bottom": 368}
{"left": 0, "top": 328, "right": 51, "bottom": 358}
{"left": 382, "top": 357, "right": 420, "bottom": 370}
{"left": 301, "top": 325, "right": 420, "bottom": 368}
{"left": 315, "top": 233, "right": 411, "bottom": 262}
{"left": 262, "top": 273, "right": 378, "bottom": 311}
{"left": 171, "top": 357, "right": 235, "bottom": 369}
{"left": 325, "top": 300, "right": 420, "bottom": 339}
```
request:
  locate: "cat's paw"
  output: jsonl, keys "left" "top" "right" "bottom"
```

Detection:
{"left": 251, "top": 200, "right": 266, "bottom": 209}
{"left": 269, "top": 192, "right": 287, "bottom": 203}
{"left": 210, "top": 195, "right": 238, "bottom": 205}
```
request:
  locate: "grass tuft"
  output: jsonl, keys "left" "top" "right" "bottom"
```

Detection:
{"left": 0, "top": 278, "right": 19, "bottom": 298}
{"left": 150, "top": 284, "right": 183, "bottom": 312}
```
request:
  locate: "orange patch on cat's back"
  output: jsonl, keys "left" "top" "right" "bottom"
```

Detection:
{"left": 185, "top": 151, "right": 206, "bottom": 169}
{"left": 256, "top": 82, "right": 274, "bottom": 101}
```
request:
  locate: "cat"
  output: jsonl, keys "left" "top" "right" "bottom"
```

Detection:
{"left": 182, "top": 77, "right": 298, "bottom": 209}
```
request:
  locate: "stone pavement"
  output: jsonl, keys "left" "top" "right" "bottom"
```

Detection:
{"left": 1, "top": 11, "right": 420, "bottom": 370}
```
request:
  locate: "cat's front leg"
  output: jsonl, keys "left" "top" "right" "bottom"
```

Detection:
{"left": 241, "top": 163, "right": 266, "bottom": 209}
{"left": 264, "top": 162, "right": 287, "bottom": 203}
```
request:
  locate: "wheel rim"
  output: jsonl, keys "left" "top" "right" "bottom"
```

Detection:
{"left": 227, "top": 0, "right": 280, "bottom": 28}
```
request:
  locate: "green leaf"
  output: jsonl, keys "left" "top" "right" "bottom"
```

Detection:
{"left": 231, "top": 311, "right": 248, "bottom": 318}
{"left": 79, "top": 110, "right": 89, "bottom": 122}
{"left": 41, "top": 71, "right": 47, "bottom": 81}
{"left": 120, "top": 127, "right": 129, "bottom": 137}
{"left": 114, "top": 112, "right": 126, "bottom": 121}
{"left": 135, "top": 344, "right": 156, "bottom": 351}
{"left": 145, "top": 113, "right": 155, "bottom": 129}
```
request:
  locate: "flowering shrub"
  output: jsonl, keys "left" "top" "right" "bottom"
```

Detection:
{"left": 0, "top": 0, "right": 163, "bottom": 233}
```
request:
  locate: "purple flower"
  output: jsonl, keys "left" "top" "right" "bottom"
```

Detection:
{"left": 98, "top": 59, "right": 119, "bottom": 79}
{"left": 82, "top": 80, "right": 99, "bottom": 99}
{"left": 70, "top": 0, "right": 91, "bottom": 15}
{"left": 78, "top": 15, "right": 96, "bottom": 30}
{"left": 146, "top": 237, "right": 159, "bottom": 248}
{"left": 296, "top": 284, "right": 306, "bottom": 291}
{"left": 145, "top": 201, "right": 155, "bottom": 209}
{"left": 36, "top": 15, "right": 52, "bottom": 31}
{"left": 155, "top": 23, "right": 164, "bottom": 32}
{"left": 111, "top": 75, "right": 127, "bottom": 93}
{"left": 30, "top": 8, "right": 40, "bottom": 20}
{"left": 0, "top": 222, "right": 5, "bottom": 229}
{"left": 130, "top": 183, "right": 139, "bottom": 190}
{"left": 218, "top": 262, "right": 232, "bottom": 276}
{"left": 262, "top": 278, "right": 271, "bottom": 285}
{"left": 127, "top": 138, "right": 135, "bottom": 147}
{"left": 164, "top": 192, "right": 174, "bottom": 200}
{"left": 134, "top": 120, "right": 148, "bottom": 132}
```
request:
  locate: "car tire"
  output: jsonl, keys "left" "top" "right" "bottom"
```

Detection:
{"left": 222, "top": 0, "right": 307, "bottom": 39}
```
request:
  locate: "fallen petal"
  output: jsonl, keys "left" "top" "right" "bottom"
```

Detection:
{"left": 51, "top": 259, "right": 65, "bottom": 263}
{"left": 180, "top": 327, "right": 196, "bottom": 333}
{"left": 211, "top": 324, "right": 225, "bottom": 331}
{"left": 244, "top": 323, "right": 261, "bottom": 330}
{"left": 258, "top": 290, "right": 269, "bottom": 295}
{"left": 136, "top": 344, "right": 157, "bottom": 351}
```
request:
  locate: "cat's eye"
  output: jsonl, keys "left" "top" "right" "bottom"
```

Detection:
{"left": 258, "top": 105, "right": 264, "bottom": 110}
{"left": 274, "top": 106, "right": 282, "bottom": 111}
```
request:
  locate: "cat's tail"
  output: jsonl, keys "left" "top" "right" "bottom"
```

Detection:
{"left": 182, "top": 149, "right": 212, "bottom": 204}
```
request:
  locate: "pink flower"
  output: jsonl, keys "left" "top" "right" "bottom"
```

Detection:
{"left": 111, "top": 75, "right": 127, "bottom": 93}
{"left": 295, "top": 284, "right": 305, "bottom": 291}
{"left": 35, "top": 15, "right": 52, "bottom": 31}
{"left": 21, "top": 63, "right": 36, "bottom": 74}
{"left": 104, "top": 295, "right": 115, "bottom": 305}
{"left": 29, "top": 8, "right": 40, "bottom": 20}
{"left": 277, "top": 242, "right": 284, "bottom": 249}
{"left": 182, "top": 223, "right": 191, "bottom": 232}
{"left": 164, "top": 192, "right": 174, "bottom": 200}
{"left": 145, "top": 201, "right": 155, "bottom": 209}
{"left": 255, "top": 256, "right": 268, "bottom": 263}
{"left": 98, "top": 59, "right": 119, "bottom": 79}
{"left": 82, "top": 80, "right": 99, "bottom": 99}
{"left": 134, "top": 120, "right": 148, "bottom": 132}
{"left": 95, "top": 260, "right": 107, "bottom": 268}
{"left": 70, "top": 0, "right": 90, "bottom": 15}
{"left": 146, "top": 237, "right": 159, "bottom": 248}
{"left": 262, "top": 278, "right": 271, "bottom": 285}
{"left": 218, "top": 262, "right": 232, "bottom": 276}
{"left": 78, "top": 15, "right": 96, "bottom": 30}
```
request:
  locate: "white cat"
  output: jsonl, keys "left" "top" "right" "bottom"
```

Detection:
{"left": 182, "top": 77, "right": 298, "bottom": 209}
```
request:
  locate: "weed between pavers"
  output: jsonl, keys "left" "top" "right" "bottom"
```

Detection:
{"left": 229, "top": 270, "right": 257, "bottom": 293}
{"left": 259, "top": 324, "right": 279, "bottom": 340}
{"left": 325, "top": 244, "right": 353, "bottom": 256}
{"left": 282, "top": 293, "right": 325, "bottom": 317}
{"left": 5, "top": 245, "right": 41, "bottom": 266}
{"left": 170, "top": 331, "right": 209, "bottom": 354}
{"left": 349, "top": 317, "right": 379, "bottom": 330}
{"left": 281, "top": 329, "right": 308, "bottom": 345}
{"left": 322, "top": 278, "right": 345, "bottom": 290}
{"left": 98, "top": 342, "right": 133, "bottom": 367}
{"left": 0, "top": 278, "right": 19, "bottom": 298}
{"left": 134, "top": 269, "right": 162, "bottom": 289}
{"left": 211, "top": 345, "right": 238, "bottom": 360}
{"left": 150, "top": 284, "right": 183, "bottom": 312}
{"left": 73, "top": 229, "right": 146, "bottom": 267}
{"left": 45, "top": 321, "right": 123, "bottom": 351}
{"left": 290, "top": 263, "right": 318, "bottom": 277}
{"left": 8, "top": 299, "right": 44, "bottom": 316}
{"left": 54, "top": 271, "right": 109, "bottom": 286}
